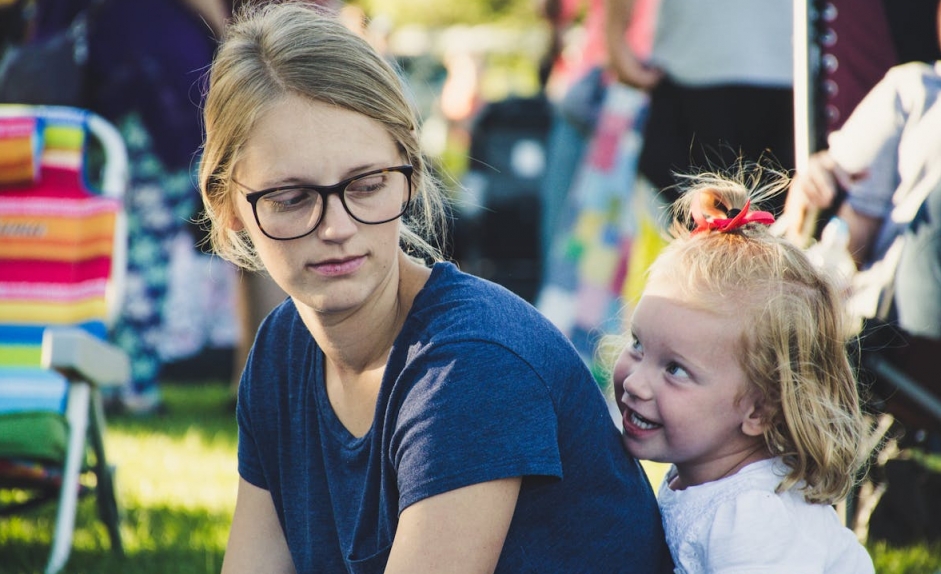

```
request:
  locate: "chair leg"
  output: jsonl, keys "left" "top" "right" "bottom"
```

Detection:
{"left": 89, "top": 388, "right": 123, "bottom": 554}
{"left": 45, "top": 382, "right": 91, "bottom": 574}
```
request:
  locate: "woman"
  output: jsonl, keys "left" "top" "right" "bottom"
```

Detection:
{"left": 199, "top": 3, "right": 668, "bottom": 573}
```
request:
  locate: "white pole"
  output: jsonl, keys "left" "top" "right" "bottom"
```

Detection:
{"left": 793, "top": 0, "right": 812, "bottom": 174}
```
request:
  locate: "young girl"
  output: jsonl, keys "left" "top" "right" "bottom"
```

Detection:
{"left": 612, "top": 172, "right": 875, "bottom": 572}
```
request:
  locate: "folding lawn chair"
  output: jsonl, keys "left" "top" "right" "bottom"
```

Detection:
{"left": 0, "top": 104, "right": 129, "bottom": 574}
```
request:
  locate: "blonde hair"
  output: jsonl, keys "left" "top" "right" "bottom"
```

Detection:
{"left": 647, "top": 168, "right": 868, "bottom": 504}
{"left": 197, "top": 1, "right": 448, "bottom": 270}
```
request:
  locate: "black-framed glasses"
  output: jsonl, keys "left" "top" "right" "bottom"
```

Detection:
{"left": 237, "top": 165, "right": 413, "bottom": 240}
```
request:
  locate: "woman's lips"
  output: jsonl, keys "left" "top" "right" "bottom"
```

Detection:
{"left": 309, "top": 255, "right": 365, "bottom": 276}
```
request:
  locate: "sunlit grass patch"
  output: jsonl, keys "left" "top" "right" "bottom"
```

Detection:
{"left": 870, "top": 541, "right": 941, "bottom": 574}
{"left": 0, "top": 383, "right": 237, "bottom": 573}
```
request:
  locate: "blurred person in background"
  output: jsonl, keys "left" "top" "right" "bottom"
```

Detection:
{"left": 604, "top": 0, "right": 794, "bottom": 310}
{"left": 784, "top": 2, "right": 941, "bottom": 412}
{"left": 33, "top": 0, "right": 234, "bottom": 415}
{"left": 606, "top": 0, "right": 795, "bottom": 210}
{"left": 0, "top": 0, "right": 34, "bottom": 53}
{"left": 536, "top": 0, "right": 655, "bottom": 263}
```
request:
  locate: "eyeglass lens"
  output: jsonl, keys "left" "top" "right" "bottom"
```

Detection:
{"left": 255, "top": 168, "right": 410, "bottom": 239}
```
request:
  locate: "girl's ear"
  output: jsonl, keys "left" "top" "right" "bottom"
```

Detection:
{"left": 741, "top": 395, "right": 771, "bottom": 437}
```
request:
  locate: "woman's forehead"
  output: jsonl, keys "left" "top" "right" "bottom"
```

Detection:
{"left": 236, "top": 95, "right": 399, "bottom": 184}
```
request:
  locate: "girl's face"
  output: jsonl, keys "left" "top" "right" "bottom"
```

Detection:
{"left": 232, "top": 94, "right": 408, "bottom": 319}
{"left": 613, "top": 278, "right": 767, "bottom": 488}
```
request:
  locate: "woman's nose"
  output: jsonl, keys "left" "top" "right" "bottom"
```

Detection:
{"left": 317, "top": 195, "right": 357, "bottom": 240}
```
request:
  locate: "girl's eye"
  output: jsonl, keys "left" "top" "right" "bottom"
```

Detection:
{"left": 628, "top": 334, "right": 643, "bottom": 354}
{"left": 665, "top": 362, "right": 690, "bottom": 379}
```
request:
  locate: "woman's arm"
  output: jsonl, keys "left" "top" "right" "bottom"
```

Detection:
{"left": 603, "top": 0, "right": 661, "bottom": 89}
{"left": 221, "top": 478, "right": 296, "bottom": 574}
{"left": 783, "top": 150, "right": 865, "bottom": 245}
{"left": 384, "top": 477, "right": 522, "bottom": 573}
{"left": 837, "top": 201, "right": 883, "bottom": 268}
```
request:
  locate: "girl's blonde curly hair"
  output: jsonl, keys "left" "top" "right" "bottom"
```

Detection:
{"left": 617, "top": 167, "right": 870, "bottom": 504}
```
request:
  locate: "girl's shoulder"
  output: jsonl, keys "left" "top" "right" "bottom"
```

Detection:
{"left": 658, "top": 459, "right": 786, "bottom": 550}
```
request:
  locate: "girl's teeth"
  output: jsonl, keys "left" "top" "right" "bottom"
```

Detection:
{"left": 631, "top": 412, "right": 660, "bottom": 430}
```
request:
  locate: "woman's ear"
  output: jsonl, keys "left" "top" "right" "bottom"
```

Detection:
{"left": 227, "top": 207, "right": 246, "bottom": 232}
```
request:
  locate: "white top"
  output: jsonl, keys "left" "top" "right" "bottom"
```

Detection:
{"left": 658, "top": 458, "right": 874, "bottom": 574}
{"left": 828, "top": 61, "right": 941, "bottom": 263}
{"left": 650, "top": 0, "right": 793, "bottom": 87}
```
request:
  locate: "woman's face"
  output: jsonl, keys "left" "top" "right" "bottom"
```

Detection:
{"left": 232, "top": 93, "right": 408, "bottom": 319}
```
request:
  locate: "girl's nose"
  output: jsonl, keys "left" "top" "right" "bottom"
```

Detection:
{"left": 621, "top": 368, "right": 653, "bottom": 403}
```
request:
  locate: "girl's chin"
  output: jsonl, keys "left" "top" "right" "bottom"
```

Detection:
{"left": 620, "top": 433, "right": 654, "bottom": 459}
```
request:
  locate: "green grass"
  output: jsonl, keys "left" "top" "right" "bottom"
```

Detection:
{"left": 872, "top": 541, "right": 941, "bottom": 574}
{"left": 0, "top": 383, "right": 237, "bottom": 574}
{"left": 1, "top": 383, "right": 940, "bottom": 573}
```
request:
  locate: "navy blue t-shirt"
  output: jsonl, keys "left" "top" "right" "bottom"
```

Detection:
{"left": 237, "top": 262, "right": 669, "bottom": 573}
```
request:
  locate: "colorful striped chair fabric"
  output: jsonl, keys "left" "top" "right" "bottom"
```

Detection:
{"left": 0, "top": 104, "right": 128, "bottom": 574}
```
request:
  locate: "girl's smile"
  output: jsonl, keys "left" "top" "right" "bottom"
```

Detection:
{"left": 621, "top": 407, "right": 663, "bottom": 437}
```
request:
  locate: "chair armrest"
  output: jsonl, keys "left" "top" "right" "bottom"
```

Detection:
{"left": 40, "top": 327, "right": 130, "bottom": 389}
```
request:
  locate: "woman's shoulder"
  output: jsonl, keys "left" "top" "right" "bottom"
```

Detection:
{"left": 400, "top": 261, "right": 585, "bottom": 371}
{"left": 257, "top": 295, "right": 302, "bottom": 331}
{"left": 881, "top": 61, "right": 941, "bottom": 103}
{"left": 413, "top": 262, "right": 559, "bottom": 338}
{"left": 420, "top": 261, "right": 522, "bottom": 304}
{"left": 885, "top": 60, "right": 939, "bottom": 82}
{"left": 250, "top": 297, "right": 311, "bottom": 360}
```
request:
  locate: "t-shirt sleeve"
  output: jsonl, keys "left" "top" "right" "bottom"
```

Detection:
{"left": 390, "top": 341, "right": 562, "bottom": 511}
{"left": 699, "top": 491, "right": 823, "bottom": 573}
{"left": 827, "top": 66, "right": 907, "bottom": 219}
{"left": 236, "top": 367, "right": 268, "bottom": 490}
